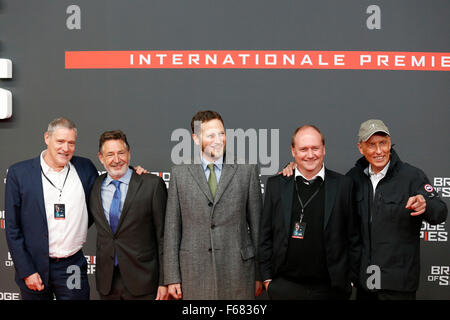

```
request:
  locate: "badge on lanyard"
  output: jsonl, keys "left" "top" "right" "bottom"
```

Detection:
{"left": 41, "top": 164, "right": 70, "bottom": 221}
{"left": 54, "top": 204, "right": 66, "bottom": 220}
{"left": 292, "top": 176, "right": 323, "bottom": 240}
{"left": 291, "top": 221, "right": 306, "bottom": 239}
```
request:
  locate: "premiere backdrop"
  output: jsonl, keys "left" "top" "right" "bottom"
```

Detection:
{"left": 0, "top": 1, "right": 449, "bottom": 300}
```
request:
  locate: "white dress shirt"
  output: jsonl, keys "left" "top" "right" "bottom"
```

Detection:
{"left": 365, "top": 161, "right": 390, "bottom": 196}
{"left": 295, "top": 164, "right": 326, "bottom": 183}
{"left": 40, "top": 151, "right": 88, "bottom": 258}
{"left": 201, "top": 155, "right": 223, "bottom": 184}
{"left": 100, "top": 168, "right": 132, "bottom": 224}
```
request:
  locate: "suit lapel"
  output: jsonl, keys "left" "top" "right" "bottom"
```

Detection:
{"left": 213, "top": 163, "right": 237, "bottom": 204}
{"left": 71, "top": 157, "right": 89, "bottom": 200}
{"left": 94, "top": 174, "right": 111, "bottom": 233}
{"left": 31, "top": 157, "right": 46, "bottom": 223}
{"left": 280, "top": 175, "right": 294, "bottom": 236}
{"left": 188, "top": 165, "right": 214, "bottom": 203}
{"left": 324, "top": 169, "right": 337, "bottom": 230}
{"left": 116, "top": 172, "right": 142, "bottom": 232}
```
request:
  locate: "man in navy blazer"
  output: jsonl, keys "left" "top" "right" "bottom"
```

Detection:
{"left": 5, "top": 117, "right": 98, "bottom": 300}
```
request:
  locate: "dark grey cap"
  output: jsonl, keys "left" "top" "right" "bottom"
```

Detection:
{"left": 358, "top": 119, "right": 390, "bottom": 142}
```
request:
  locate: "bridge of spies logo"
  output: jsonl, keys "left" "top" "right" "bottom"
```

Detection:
{"left": 421, "top": 222, "right": 447, "bottom": 242}
{"left": 5, "top": 252, "right": 13, "bottom": 267}
{"left": 4, "top": 252, "right": 97, "bottom": 272}
{"left": 0, "top": 292, "right": 20, "bottom": 300}
{"left": 150, "top": 171, "right": 170, "bottom": 189}
{"left": 85, "top": 255, "right": 96, "bottom": 275}
{"left": 434, "top": 177, "right": 450, "bottom": 197}
{"left": 428, "top": 266, "right": 449, "bottom": 286}
{"left": 149, "top": 171, "right": 266, "bottom": 193}
{"left": 0, "top": 210, "right": 5, "bottom": 230}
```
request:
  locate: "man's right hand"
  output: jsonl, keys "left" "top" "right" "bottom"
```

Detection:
{"left": 24, "top": 273, "right": 44, "bottom": 291}
{"left": 279, "top": 162, "right": 296, "bottom": 176}
{"left": 168, "top": 283, "right": 182, "bottom": 300}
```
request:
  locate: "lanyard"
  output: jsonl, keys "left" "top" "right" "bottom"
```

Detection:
{"left": 294, "top": 178, "right": 323, "bottom": 223}
{"left": 40, "top": 165, "right": 70, "bottom": 201}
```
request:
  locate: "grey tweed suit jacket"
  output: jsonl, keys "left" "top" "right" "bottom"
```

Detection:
{"left": 163, "top": 162, "right": 262, "bottom": 300}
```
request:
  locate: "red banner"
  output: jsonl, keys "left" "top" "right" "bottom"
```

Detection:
{"left": 65, "top": 50, "right": 450, "bottom": 71}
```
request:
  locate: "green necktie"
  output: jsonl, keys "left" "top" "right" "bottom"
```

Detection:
{"left": 208, "top": 163, "right": 217, "bottom": 198}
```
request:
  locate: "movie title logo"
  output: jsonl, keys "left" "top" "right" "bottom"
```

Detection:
{"left": 0, "top": 292, "right": 20, "bottom": 300}
{"left": 85, "top": 255, "right": 96, "bottom": 275}
{"left": 0, "top": 210, "right": 5, "bottom": 230}
{"left": 150, "top": 172, "right": 170, "bottom": 189}
{"left": 420, "top": 222, "right": 447, "bottom": 242}
{"left": 434, "top": 177, "right": 450, "bottom": 197}
{"left": 427, "top": 266, "right": 449, "bottom": 286}
{"left": 5, "top": 252, "right": 13, "bottom": 267}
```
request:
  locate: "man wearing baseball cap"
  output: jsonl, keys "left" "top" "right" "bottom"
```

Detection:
{"left": 346, "top": 119, "right": 447, "bottom": 300}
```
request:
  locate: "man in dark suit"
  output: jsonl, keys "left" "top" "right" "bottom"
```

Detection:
{"left": 89, "top": 130, "right": 168, "bottom": 300}
{"left": 5, "top": 117, "right": 98, "bottom": 300}
{"left": 259, "top": 125, "right": 360, "bottom": 299}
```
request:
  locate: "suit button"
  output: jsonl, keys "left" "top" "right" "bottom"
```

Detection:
{"left": 211, "top": 224, "right": 215, "bottom": 229}
{"left": 208, "top": 202, "right": 213, "bottom": 207}
{"left": 208, "top": 248, "right": 212, "bottom": 252}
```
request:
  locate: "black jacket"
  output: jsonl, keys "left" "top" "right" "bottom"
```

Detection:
{"left": 89, "top": 172, "right": 167, "bottom": 296}
{"left": 346, "top": 149, "right": 448, "bottom": 292}
{"left": 259, "top": 169, "right": 360, "bottom": 294}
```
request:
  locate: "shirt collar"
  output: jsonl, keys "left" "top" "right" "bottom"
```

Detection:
{"left": 201, "top": 155, "right": 224, "bottom": 172}
{"left": 104, "top": 167, "right": 133, "bottom": 186}
{"left": 295, "top": 164, "right": 325, "bottom": 182}
{"left": 40, "top": 150, "right": 71, "bottom": 174}
{"left": 366, "top": 161, "right": 390, "bottom": 177}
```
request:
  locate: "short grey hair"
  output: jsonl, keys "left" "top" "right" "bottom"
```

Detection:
{"left": 47, "top": 117, "right": 77, "bottom": 135}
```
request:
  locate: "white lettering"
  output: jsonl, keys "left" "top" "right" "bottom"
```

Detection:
{"left": 360, "top": 55, "right": 371, "bottom": 65}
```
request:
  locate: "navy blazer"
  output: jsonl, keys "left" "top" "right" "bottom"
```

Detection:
{"left": 4, "top": 155, "right": 98, "bottom": 290}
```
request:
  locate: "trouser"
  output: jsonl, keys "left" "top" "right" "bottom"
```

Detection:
{"left": 99, "top": 266, "right": 156, "bottom": 300}
{"left": 20, "top": 250, "right": 89, "bottom": 300}
{"left": 267, "top": 276, "right": 350, "bottom": 300}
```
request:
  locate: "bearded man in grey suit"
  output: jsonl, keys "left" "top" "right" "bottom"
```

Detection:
{"left": 164, "top": 110, "right": 263, "bottom": 300}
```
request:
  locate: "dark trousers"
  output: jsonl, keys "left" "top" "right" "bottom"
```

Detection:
{"left": 20, "top": 250, "right": 90, "bottom": 300}
{"left": 99, "top": 266, "right": 156, "bottom": 300}
{"left": 267, "top": 276, "right": 350, "bottom": 300}
{"left": 356, "top": 288, "right": 416, "bottom": 300}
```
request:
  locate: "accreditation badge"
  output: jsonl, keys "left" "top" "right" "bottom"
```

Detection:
{"left": 54, "top": 204, "right": 66, "bottom": 220}
{"left": 291, "top": 221, "right": 306, "bottom": 239}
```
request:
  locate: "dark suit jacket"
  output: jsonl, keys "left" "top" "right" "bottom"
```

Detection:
{"left": 258, "top": 168, "right": 360, "bottom": 293}
{"left": 89, "top": 171, "right": 167, "bottom": 296}
{"left": 4, "top": 155, "right": 98, "bottom": 291}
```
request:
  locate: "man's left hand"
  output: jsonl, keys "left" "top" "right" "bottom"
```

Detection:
{"left": 406, "top": 194, "right": 426, "bottom": 216}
